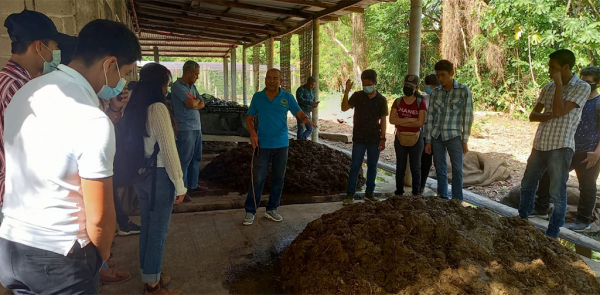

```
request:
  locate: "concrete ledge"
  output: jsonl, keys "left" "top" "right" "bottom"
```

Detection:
{"left": 319, "top": 132, "right": 352, "bottom": 143}
{"left": 172, "top": 192, "right": 393, "bottom": 214}
{"left": 203, "top": 134, "right": 250, "bottom": 142}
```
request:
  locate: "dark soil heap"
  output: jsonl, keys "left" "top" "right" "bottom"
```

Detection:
{"left": 281, "top": 197, "right": 600, "bottom": 295}
{"left": 199, "top": 140, "right": 366, "bottom": 194}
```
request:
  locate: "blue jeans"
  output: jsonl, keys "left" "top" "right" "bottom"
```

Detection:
{"left": 245, "top": 147, "right": 288, "bottom": 214}
{"left": 346, "top": 143, "right": 380, "bottom": 195}
{"left": 114, "top": 185, "right": 130, "bottom": 229}
{"left": 177, "top": 130, "right": 202, "bottom": 190}
{"left": 519, "top": 148, "right": 574, "bottom": 238}
{"left": 296, "top": 112, "right": 313, "bottom": 140}
{"left": 431, "top": 136, "right": 464, "bottom": 201}
{"left": 134, "top": 168, "right": 175, "bottom": 283}
{"left": 394, "top": 133, "right": 424, "bottom": 195}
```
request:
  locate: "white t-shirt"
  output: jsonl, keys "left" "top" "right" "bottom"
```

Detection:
{"left": 0, "top": 65, "right": 115, "bottom": 256}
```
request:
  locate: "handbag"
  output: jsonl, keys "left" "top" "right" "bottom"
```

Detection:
{"left": 397, "top": 130, "right": 420, "bottom": 146}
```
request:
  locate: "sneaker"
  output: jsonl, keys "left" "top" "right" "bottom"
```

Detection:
{"left": 364, "top": 193, "right": 379, "bottom": 202}
{"left": 118, "top": 221, "right": 141, "bottom": 236}
{"left": 243, "top": 212, "right": 255, "bottom": 226}
{"left": 265, "top": 210, "right": 283, "bottom": 222}
{"left": 530, "top": 209, "right": 549, "bottom": 219}
{"left": 343, "top": 194, "right": 354, "bottom": 205}
{"left": 566, "top": 221, "right": 592, "bottom": 232}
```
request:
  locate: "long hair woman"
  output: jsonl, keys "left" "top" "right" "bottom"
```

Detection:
{"left": 123, "top": 63, "right": 186, "bottom": 295}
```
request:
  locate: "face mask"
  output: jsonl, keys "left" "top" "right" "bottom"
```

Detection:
{"left": 363, "top": 85, "right": 374, "bottom": 94}
{"left": 97, "top": 59, "right": 127, "bottom": 100}
{"left": 589, "top": 83, "right": 598, "bottom": 93}
{"left": 403, "top": 86, "right": 415, "bottom": 97}
{"left": 37, "top": 43, "right": 61, "bottom": 75}
{"left": 424, "top": 85, "right": 433, "bottom": 95}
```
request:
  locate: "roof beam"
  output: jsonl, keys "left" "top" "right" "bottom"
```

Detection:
{"left": 274, "top": 0, "right": 364, "bottom": 13}
{"left": 196, "top": 0, "right": 314, "bottom": 19}
{"left": 136, "top": 1, "right": 296, "bottom": 28}
{"left": 142, "top": 53, "right": 229, "bottom": 58}
{"left": 247, "top": 0, "right": 362, "bottom": 47}
{"left": 140, "top": 42, "right": 231, "bottom": 48}
{"left": 137, "top": 15, "right": 267, "bottom": 38}
{"left": 139, "top": 24, "right": 254, "bottom": 43}
{"left": 142, "top": 49, "right": 229, "bottom": 53}
{"left": 136, "top": 6, "right": 282, "bottom": 34}
{"left": 139, "top": 28, "right": 239, "bottom": 44}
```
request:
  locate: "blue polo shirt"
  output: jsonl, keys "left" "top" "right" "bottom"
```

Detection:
{"left": 171, "top": 78, "right": 201, "bottom": 131}
{"left": 248, "top": 88, "right": 301, "bottom": 149}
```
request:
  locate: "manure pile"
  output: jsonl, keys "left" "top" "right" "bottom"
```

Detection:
{"left": 281, "top": 197, "right": 600, "bottom": 295}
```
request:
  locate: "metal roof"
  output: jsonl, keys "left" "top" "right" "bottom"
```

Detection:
{"left": 129, "top": 0, "right": 393, "bottom": 57}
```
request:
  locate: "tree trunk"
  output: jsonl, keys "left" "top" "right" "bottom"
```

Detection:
{"left": 351, "top": 13, "right": 368, "bottom": 84}
{"left": 460, "top": 27, "right": 481, "bottom": 83}
{"left": 324, "top": 25, "right": 362, "bottom": 84}
{"left": 528, "top": 34, "right": 538, "bottom": 87}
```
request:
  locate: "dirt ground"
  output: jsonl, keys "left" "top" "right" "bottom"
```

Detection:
{"left": 281, "top": 197, "right": 600, "bottom": 295}
{"left": 290, "top": 112, "right": 536, "bottom": 201}
{"left": 199, "top": 140, "right": 366, "bottom": 194}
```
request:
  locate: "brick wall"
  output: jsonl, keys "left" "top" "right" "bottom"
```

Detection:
{"left": 0, "top": 0, "right": 134, "bottom": 69}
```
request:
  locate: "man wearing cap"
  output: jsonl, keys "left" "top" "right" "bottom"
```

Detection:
{"left": 0, "top": 18, "right": 141, "bottom": 293}
{"left": 0, "top": 10, "right": 74, "bottom": 224}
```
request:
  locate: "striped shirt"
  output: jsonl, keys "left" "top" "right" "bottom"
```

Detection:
{"left": 533, "top": 74, "right": 591, "bottom": 151}
{"left": 425, "top": 80, "right": 474, "bottom": 143}
{"left": 0, "top": 61, "right": 33, "bottom": 206}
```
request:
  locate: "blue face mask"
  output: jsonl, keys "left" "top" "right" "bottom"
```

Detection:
{"left": 38, "top": 44, "right": 61, "bottom": 75}
{"left": 424, "top": 85, "right": 433, "bottom": 95}
{"left": 97, "top": 59, "right": 126, "bottom": 100}
{"left": 363, "top": 85, "right": 375, "bottom": 94}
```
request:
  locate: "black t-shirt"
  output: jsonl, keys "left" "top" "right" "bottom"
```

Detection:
{"left": 348, "top": 91, "right": 389, "bottom": 144}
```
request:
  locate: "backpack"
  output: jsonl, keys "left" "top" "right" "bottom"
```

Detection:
{"left": 113, "top": 117, "right": 160, "bottom": 188}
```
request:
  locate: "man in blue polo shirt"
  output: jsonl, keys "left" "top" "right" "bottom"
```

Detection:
{"left": 243, "top": 69, "right": 316, "bottom": 225}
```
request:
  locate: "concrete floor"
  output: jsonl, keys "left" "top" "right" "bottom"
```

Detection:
{"left": 101, "top": 203, "right": 343, "bottom": 294}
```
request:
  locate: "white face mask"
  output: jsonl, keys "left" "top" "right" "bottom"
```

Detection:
{"left": 37, "top": 43, "right": 61, "bottom": 75}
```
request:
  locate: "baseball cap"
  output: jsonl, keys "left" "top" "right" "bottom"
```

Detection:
{"left": 403, "top": 74, "right": 419, "bottom": 88}
{"left": 4, "top": 10, "right": 75, "bottom": 46}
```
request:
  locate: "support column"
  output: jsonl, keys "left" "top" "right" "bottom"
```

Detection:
{"left": 311, "top": 19, "right": 320, "bottom": 142}
{"left": 408, "top": 0, "right": 423, "bottom": 76}
{"left": 267, "top": 38, "right": 274, "bottom": 69}
{"left": 231, "top": 47, "right": 237, "bottom": 102}
{"left": 223, "top": 57, "right": 229, "bottom": 100}
{"left": 242, "top": 46, "right": 248, "bottom": 105}
{"left": 153, "top": 46, "right": 159, "bottom": 63}
{"left": 203, "top": 66, "right": 208, "bottom": 89}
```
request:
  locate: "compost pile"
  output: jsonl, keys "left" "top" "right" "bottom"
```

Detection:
{"left": 281, "top": 197, "right": 600, "bottom": 295}
{"left": 199, "top": 140, "right": 365, "bottom": 194}
{"left": 202, "top": 93, "right": 248, "bottom": 110}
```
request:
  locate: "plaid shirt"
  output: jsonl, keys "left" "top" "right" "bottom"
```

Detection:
{"left": 295, "top": 84, "right": 315, "bottom": 112}
{"left": 425, "top": 80, "right": 474, "bottom": 143}
{"left": 533, "top": 74, "right": 591, "bottom": 152}
{"left": 0, "top": 61, "right": 33, "bottom": 206}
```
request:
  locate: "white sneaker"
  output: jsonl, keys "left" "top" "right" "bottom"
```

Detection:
{"left": 243, "top": 212, "right": 255, "bottom": 226}
{"left": 265, "top": 210, "right": 283, "bottom": 222}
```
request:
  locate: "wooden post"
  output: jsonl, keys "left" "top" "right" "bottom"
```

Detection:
{"left": 408, "top": 0, "right": 423, "bottom": 76}
{"left": 223, "top": 57, "right": 229, "bottom": 100}
{"left": 153, "top": 46, "right": 159, "bottom": 63}
{"left": 311, "top": 19, "right": 320, "bottom": 142}
{"left": 231, "top": 47, "right": 237, "bottom": 102}
{"left": 242, "top": 46, "right": 248, "bottom": 106}
{"left": 267, "top": 38, "right": 274, "bottom": 69}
